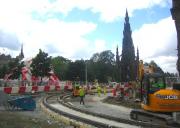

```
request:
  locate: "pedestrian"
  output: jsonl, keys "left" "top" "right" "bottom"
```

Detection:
{"left": 79, "top": 86, "right": 85, "bottom": 105}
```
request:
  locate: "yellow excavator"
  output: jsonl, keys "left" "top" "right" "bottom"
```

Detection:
{"left": 130, "top": 60, "right": 180, "bottom": 126}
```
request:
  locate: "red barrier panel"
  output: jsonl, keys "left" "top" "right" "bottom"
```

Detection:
{"left": 44, "top": 85, "right": 50, "bottom": 91}
{"left": 4, "top": 87, "right": 12, "bottom": 94}
{"left": 55, "top": 86, "right": 60, "bottom": 91}
{"left": 64, "top": 85, "right": 68, "bottom": 90}
{"left": 19, "top": 86, "right": 26, "bottom": 93}
{"left": 32, "top": 86, "right": 38, "bottom": 92}
{"left": 112, "top": 88, "right": 116, "bottom": 97}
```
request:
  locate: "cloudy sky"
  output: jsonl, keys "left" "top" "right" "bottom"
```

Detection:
{"left": 0, "top": 0, "right": 177, "bottom": 73}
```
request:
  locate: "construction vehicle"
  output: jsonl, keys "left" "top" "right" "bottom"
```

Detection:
{"left": 72, "top": 82, "right": 80, "bottom": 96}
{"left": 130, "top": 60, "right": 180, "bottom": 126}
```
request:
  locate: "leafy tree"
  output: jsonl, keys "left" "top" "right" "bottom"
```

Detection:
{"left": 30, "top": 49, "right": 51, "bottom": 82}
{"left": 66, "top": 60, "right": 85, "bottom": 81}
{"left": 51, "top": 56, "right": 70, "bottom": 80}
{"left": 149, "top": 60, "right": 164, "bottom": 74}
{"left": 0, "top": 64, "right": 8, "bottom": 78}
{"left": 89, "top": 50, "right": 115, "bottom": 83}
{"left": 7, "top": 58, "right": 24, "bottom": 79}
{"left": 164, "top": 72, "right": 176, "bottom": 77}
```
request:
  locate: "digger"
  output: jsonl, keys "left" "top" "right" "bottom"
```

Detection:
{"left": 130, "top": 60, "right": 180, "bottom": 125}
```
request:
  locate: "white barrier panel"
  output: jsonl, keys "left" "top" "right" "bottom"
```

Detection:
{"left": 50, "top": 85, "right": 55, "bottom": 91}
{"left": 38, "top": 86, "right": 45, "bottom": 92}
{"left": 60, "top": 82, "right": 66, "bottom": 90}
{"left": 26, "top": 86, "right": 32, "bottom": 93}
{"left": 11, "top": 87, "right": 19, "bottom": 93}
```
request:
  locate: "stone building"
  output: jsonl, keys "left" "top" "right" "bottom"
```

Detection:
{"left": 171, "top": 0, "right": 180, "bottom": 75}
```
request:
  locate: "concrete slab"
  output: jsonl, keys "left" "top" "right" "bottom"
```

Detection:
{"left": 51, "top": 103, "right": 139, "bottom": 128}
{"left": 70, "top": 94, "right": 131, "bottom": 120}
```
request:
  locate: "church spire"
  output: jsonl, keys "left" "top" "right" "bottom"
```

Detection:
{"left": 121, "top": 9, "right": 136, "bottom": 82}
{"left": 19, "top": 43, "right": 24, "bottom": 60}
{"left": 116, "top": 45, "right": 121, "bottom": 82}
{"left": 137, "top": 47, "right": 139, "bottom": 61}
{"left": 16, "top": 43, "right": 24, "bottom": 60}
{"left": 116, "top": 45, "right": 120, "bottom": 64}
{"left": 125, "top": 9, "right": 129, "bottom": 23}
{"left": 136, "top": 47, "right": 139, "bottom": 80}
{"left": 123, "top": 9, "right": 132, "bottom": 38}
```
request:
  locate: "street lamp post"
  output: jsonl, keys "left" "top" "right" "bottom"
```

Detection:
{"left": 85, "top": 61, "right": 87, "bottom": 86}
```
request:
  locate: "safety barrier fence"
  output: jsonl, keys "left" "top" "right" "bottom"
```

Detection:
{"left": 0, "top": 81, "right": 72, "bottom": 94}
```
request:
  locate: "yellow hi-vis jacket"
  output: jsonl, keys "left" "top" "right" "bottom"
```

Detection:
{"left": 79, "top": 88, "right": 85, "bottom": 97}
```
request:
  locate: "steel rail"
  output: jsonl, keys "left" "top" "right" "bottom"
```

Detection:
{"left": 43, "top": 93, "right": 178, "bottom": 128}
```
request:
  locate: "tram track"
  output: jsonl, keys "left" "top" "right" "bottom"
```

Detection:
{"left": 42, "top": 93, "right": 178, "bottom": 128}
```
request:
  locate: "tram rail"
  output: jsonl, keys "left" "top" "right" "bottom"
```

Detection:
{"left": 42, "top": 93, "right": 178, "bottom": 128}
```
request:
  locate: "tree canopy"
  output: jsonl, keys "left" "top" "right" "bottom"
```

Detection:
{"left": 0, "top": 49, "right": 172, "bottom": 83}
{"left": 51, "top": 56, "right": 70, "bottom": 80}
{"left": 30, "top": 49, "right": 51, "bottom": 81}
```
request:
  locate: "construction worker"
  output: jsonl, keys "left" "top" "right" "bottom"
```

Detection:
{"left": 103, "top": 86, "right": 107, "bottom": 95}
{"left": 97, "top": 85, "right": 101, "bottom": 97}
{"left": 79, "top": 86, "right": 85, "bottom": 105}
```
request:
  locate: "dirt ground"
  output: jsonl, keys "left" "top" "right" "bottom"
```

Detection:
{"left": 102, "top": 96, "right": 141, "bottom": 109}
{"left": 0, "top": 96, "right": 72, "bottom": 128}
{"left": 0, "top": 111, "right": 68, "bottom": 128}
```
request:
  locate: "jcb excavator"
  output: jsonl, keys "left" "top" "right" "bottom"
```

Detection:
{"left": 130, "top": 60, "right": 180, "bottom": 126}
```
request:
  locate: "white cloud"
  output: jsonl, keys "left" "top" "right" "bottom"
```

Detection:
{"left": 145, "top": 56, "right": 177, "bottom": 73}
{"left": 93, "top": 40, "right": 106, "bottom": 53}
{"left": 20, "top": 19, "right": 97, "bottom": 59}
{"left": 0, "top": 0, "right": 112, "bottom": 60}
{"left": 0, "top": 0, "right": 175, "bottom": 74}
{"left": 132, "top": 16, "right": 177, "bottom": 73}
{"left": 0, "top": 0, "right": 169, "bottom": 23}
{"left": 49, "top": 0, "right": 171, "bottom": 22}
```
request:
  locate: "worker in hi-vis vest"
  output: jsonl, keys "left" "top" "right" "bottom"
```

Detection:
{"left": 79, "top": 86, "right": 85, "bottom": 105}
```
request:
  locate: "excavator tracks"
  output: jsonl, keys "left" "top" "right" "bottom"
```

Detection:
{"left": 130, "top": 109, "right": 180, "bottom": 128}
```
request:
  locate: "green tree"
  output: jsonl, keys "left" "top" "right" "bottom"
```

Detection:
{"left": 0, "top": 64, "right": 8, "bottom": 78}
{"left": 51, "top": 56, "right": 70, "bottom": 80}
{"left": 30, "top": 49, "right": 51, "bottom": 83}
{"left": 149, "top": 60, "right": 164, "bottom": 74}
{"left": 7, "top": 58, "right": 24, "bottom": 79}
{"left": 89, "top": 50, "right": 115, "bottom": 83}
{"left": 66, "top": 60, "right": 85, "bottom": 81}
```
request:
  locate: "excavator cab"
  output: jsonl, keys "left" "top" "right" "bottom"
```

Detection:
{"left": 131, "top": 73, "right": 180, "bottom": 125}
{"left": 141, "top": 73, "right": 166, "bottom": 105}
{"left": 140, "top": 73, "right": 180, "bottom": 112}
{"left": 130, "top": 60, "right": 180, "bottom": 125}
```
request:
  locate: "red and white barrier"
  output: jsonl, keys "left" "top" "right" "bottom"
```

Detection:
{"left": 0, "top": 81, "right": 72, "bottom": 94}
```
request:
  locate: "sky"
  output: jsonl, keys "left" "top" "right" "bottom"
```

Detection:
{"left": 0, "top": 0, "right": 177, "bottom": 73}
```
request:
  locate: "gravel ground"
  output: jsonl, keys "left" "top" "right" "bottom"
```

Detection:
{"left": 102, "top": 96, "right": 141, "bottom": 109}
